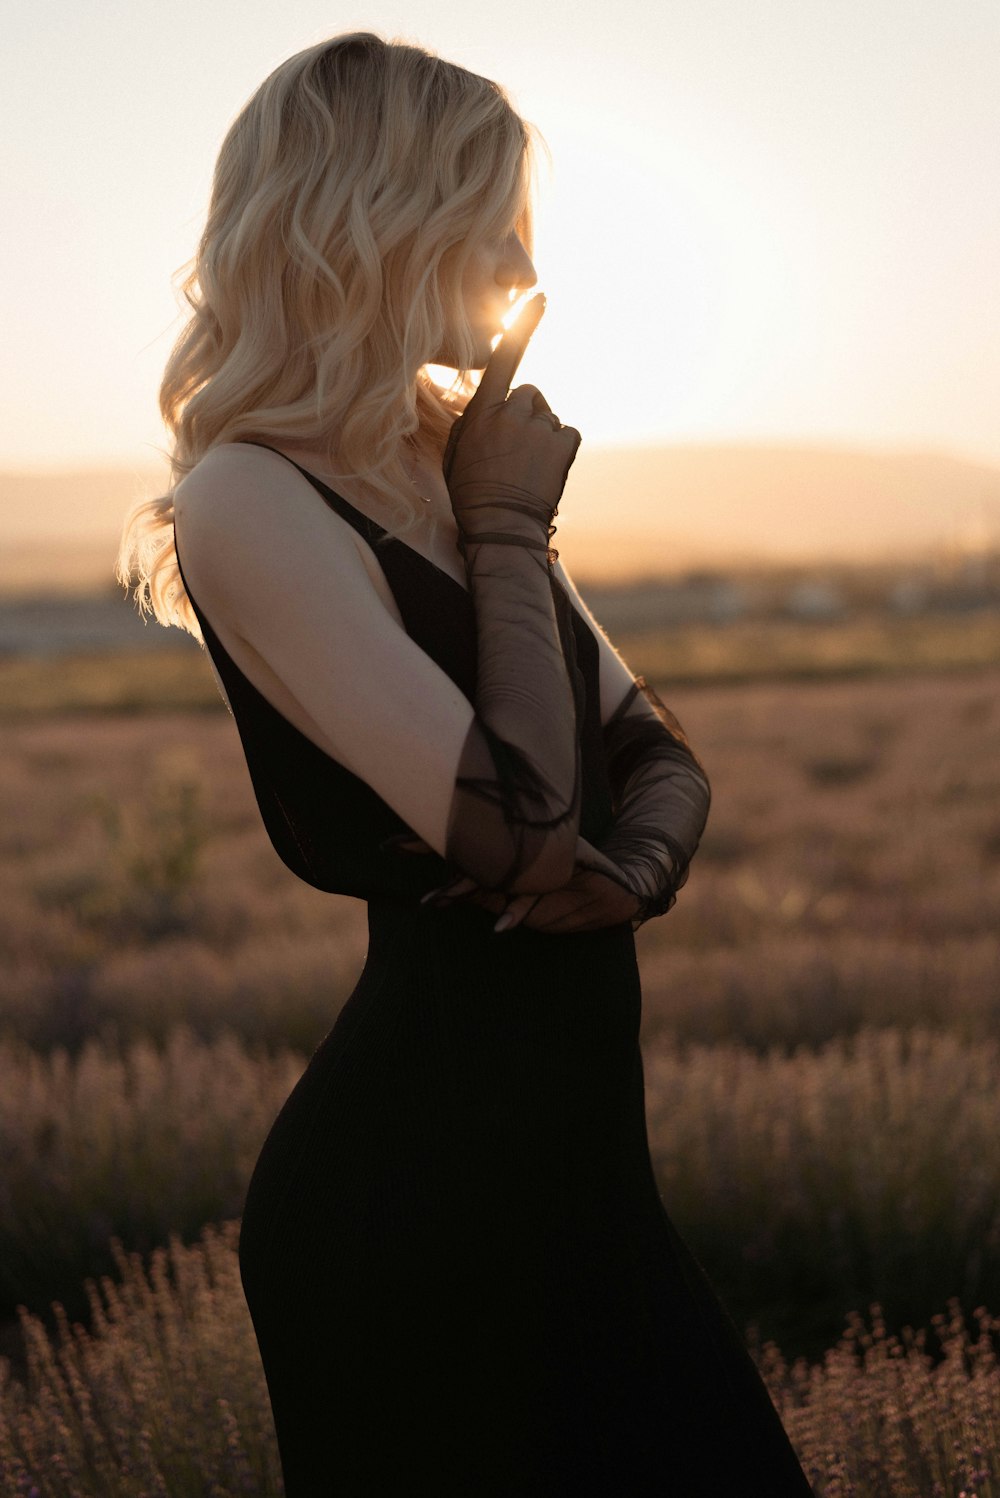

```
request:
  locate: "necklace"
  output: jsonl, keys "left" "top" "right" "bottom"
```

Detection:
{"left": 404, "top": 446, "right": 433, "bottom": 505}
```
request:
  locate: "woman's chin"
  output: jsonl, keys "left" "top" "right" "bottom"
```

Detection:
{"left": 430, "top": 330, "right": 501, "bottom": 372}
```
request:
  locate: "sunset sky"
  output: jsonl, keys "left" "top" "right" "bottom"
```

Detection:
{"left": 3, "top": 0, "right": 998, "bottom": 473}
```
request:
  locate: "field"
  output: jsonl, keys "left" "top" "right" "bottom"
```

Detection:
{"left": 1, "top": 617, "right": 999, "bottom": 1494}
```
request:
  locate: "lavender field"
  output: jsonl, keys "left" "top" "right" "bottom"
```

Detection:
{"left": 1, "top": 643, "right": 999, "bottom": 1495}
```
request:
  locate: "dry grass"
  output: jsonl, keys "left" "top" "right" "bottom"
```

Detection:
{"left": 0, "top": 1030, "right": 300, "bottom": 1327}
{"left": 0, "top": 648, "right": 219, "bottom": 718}
{"left": 763, "top": 1299, "right": 1000, "bottom": 1497}
{"left": 1, "top": 605, "right": 998, "bottom": 719}
{"left": 636, "top": 666, "right": 1000, "bottom": 1050}
{"left": 1, "top": 658, "right": 999, "bottom": 1489}
{"left": 646, "top": 1029, "right": 1000, "bottom": 1358}
{"left": 0, "top": 713, "right": 367, "bottom": 1054}
{"left": 1, "top": 668, "right": 996, "bottom": 1056}
{"left": 3, "top": 1026, "right": 1000, "bottom": 1369}
{"left": 1, "top": 1225, "right": 997, "bottom": 1498}
{"left": 0, "top": 1224, "right": 281, "bottom": 1497}
{"left": 627, "top": 607, "right": 1000, "bottom": 684}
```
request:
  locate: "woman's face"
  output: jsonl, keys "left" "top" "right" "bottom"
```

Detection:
{"left": 438, "top": 230, "right": 538, "bottom": 369}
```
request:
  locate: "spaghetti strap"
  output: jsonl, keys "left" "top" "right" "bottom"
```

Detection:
{"left": 237, "top": 440, "right": 391, "bottom": 544}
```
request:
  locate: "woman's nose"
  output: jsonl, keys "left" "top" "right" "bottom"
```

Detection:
{"left": 497, "top": 234, "right": 537, "bottom": 292}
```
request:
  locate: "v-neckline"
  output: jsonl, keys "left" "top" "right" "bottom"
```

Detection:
{"left": 248, "top": 443, "right": 473, "bottom": 603}
{"left": 315, "top": 471, "right": 473, "bottom": 602}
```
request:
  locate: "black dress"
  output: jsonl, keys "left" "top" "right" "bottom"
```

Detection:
{"left": 173, "top": 448, "right": 813, "bottom": 1497}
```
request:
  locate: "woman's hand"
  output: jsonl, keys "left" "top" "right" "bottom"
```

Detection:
{"left": 392, "top": 834, "right": 641, "bottom": 933}
{"left": 493, "top": 847, "right": 642, "bottom": 933}
{"left": 443, "top": 294, "right": 582, "bottom": 542}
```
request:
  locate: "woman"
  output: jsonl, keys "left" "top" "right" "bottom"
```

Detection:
{"left": 119, "top": 33, "right": 813, "bottom": 1497}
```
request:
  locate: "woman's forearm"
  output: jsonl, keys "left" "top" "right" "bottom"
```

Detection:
{"left": 594, "top": 676, "right": 712, "bottom": 927}
{"left": 439, "top": 296, "right": 585, "bottom": 894}
{"left": 444, "top": 520, "right": 582, "bottom": 894}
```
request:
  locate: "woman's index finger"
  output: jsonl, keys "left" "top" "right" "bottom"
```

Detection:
{"left": 471, "top": 293, "right": 546, "bottom": 408}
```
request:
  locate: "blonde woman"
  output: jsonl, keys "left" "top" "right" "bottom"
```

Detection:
{"left": 120, "top": 33, "right": 813, "bottom": 1497}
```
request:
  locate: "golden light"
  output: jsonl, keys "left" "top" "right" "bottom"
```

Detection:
{"left": 423, "top": 291, "right": 537, "bottom": 389}
{"left": 423, "top": 362, "right": 462, "bottom": 388}
{"left": 499, "top": 289, "right": 537, "bottom": 333}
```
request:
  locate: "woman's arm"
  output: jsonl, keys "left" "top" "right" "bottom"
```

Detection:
{"left": 549, "top": 557, "right": 711, "bottom": 926}
{"left": 173, "top": 311, "right": 583, "bottom": 899}
{"left": 589, "top": 674, "right": 710, "bottom": 924}
{"left": 437, "top": 300, "right": 585, "bottom": 891}
{"left": 414, "top": 558, "right": 710, "bottom": 933}
{"left": 173, "top": 456, "right": 579, "bottom": 897}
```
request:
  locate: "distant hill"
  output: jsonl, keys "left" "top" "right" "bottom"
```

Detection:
{"left": 0, "top": 463, "right": 168, "bottom": 593}
{"left": 559, "top": 443, "right": 1000, "bottom": 580}
{"left": 2, "top": 444, "right": 998, "bottom": 592}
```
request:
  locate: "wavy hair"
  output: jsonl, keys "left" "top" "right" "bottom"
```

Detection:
{"left": 117, "top": 32, "right": 538, "bottom": 636}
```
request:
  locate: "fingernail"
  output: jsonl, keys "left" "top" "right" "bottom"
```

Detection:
{"left": 420, "top": 888, "right": 442, "bottom": 905}
{"left": 494, "top": 913, "right": 514, "bottom": 932}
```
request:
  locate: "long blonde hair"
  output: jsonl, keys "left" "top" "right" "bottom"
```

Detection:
{"left": 117, "top": 33, "right": 538, "bottom": 636}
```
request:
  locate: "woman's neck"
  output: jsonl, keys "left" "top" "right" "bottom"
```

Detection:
{"left": 273, "top": 440, "right": 456, "bottom": 531}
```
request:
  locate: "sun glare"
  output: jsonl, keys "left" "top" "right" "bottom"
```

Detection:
{"left": 423, "top": 292, "right": 538, "bottom": 388}
{"left": 500, "top": 291, "right": 536, "bottom": 332}
{"left": 423, "top": 363, "right": 461, "bottom": 388}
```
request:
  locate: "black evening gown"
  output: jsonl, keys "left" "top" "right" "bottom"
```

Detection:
{"left": 173, "top": 450, "right": 813, "bottom": 1497}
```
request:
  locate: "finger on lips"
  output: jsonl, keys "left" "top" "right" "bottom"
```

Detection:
{"left": 472, "top": 292, "right": 546, "bottom": 407}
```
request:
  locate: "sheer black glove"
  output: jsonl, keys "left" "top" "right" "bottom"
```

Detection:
{"left": 593, "top": 676, "right": 711, "bottom": 928}
{"left": 438, "top": 296, "right": 586, "bottom": 894}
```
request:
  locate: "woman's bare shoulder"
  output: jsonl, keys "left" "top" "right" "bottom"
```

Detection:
{"left": 173, "top": 441, "right": 379, "bottom": 596}
{"left": 176, "top": 442, "right": 315, "bottom": 529}
{"left": 171, "top": 440, "right": 476, "bottom": 862}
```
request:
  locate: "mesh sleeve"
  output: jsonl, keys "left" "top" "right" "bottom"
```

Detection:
{"left": 443, "top": 528, "right": 584, "bottom": 894}
{"left": 594, "top": 676, "right": 711, "bottom": 928}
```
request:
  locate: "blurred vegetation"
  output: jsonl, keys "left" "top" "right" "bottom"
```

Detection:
{"left": 1, "top": 670, "right": 997, "bottom": 1062}
{"left": 0, "top": 648, "right": 998, "bottom": 1492}
{"left": 627, "top": 607, "right": 1000, "bottom": 685}
{"left": 1, "top": 1025, "right": 999, "bottom": 1376}
{"left": 1, "top": 1224, "right": 998, "bottom": 1498}
{"left": 0, "top": 1225, "right": 284, "bottom": 1498}
{"left": 0, "top": 1030, "right": 300, "bottom": 1338}
{"left": 0, "top": 648, "right": 221, "bottom": 717}
{"left": 646, "top": 1029, "right": 1000, "bottom": 1359}
{"left": 1, "top": 603, "right": 999, "bottom": 718}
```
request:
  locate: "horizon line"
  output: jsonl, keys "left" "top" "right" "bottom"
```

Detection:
{"left": 3, "top": 435, "right": 1000, "bottom": 478}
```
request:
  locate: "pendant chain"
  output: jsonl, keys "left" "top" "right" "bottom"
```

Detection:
{"left": 404, "top": 445, "right": 433, "bottom": 506}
